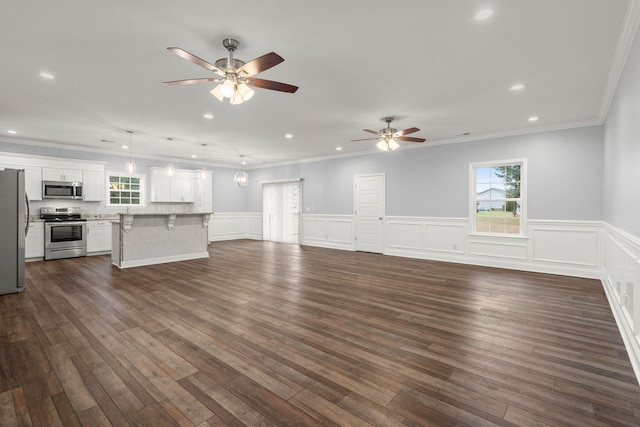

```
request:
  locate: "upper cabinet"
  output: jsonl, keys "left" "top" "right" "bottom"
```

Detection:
{"left": 82, "top": 170, "right": 104, "bottom": 201}
{"left": 24, "top": 167, "right": 42, "bottom": 201}
{"left": 149, "top": 167, "right": 195, "bottom": 203}
{"left": 0, "top": 152, "right": 105, "bottom": 202}
{"left": 42, "top": 167, "right": 83, "bottom": 182}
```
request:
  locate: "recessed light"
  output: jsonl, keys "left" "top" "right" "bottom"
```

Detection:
{"left": 528, "top": 116, "right": 539, "bottom": 122}
{"left": 510, "top": 83, "right": 525, "bottom": 91}
{"left": 122, "top": 145, "right": 128, "bottom": 149}
{"left": 475, "top": 9, "right": 494, "bottom": 21}
{"left": 8, "top": 130, "right": 17, "bottom": 134}
{"left": 203, "top": 113, "right": 214, "bottom": 119}
{"left": 39, "top": 71, "right": 55, "bottom": 79}
{"left": 191, "top": 154, "right": 197, "bottom": 158}
{"left": 285, "top": 133, "right": 293, "bottom": 139}
{"left": 336, "top": 147, "right": 342, "bottom": 151}
{"left": 241, "top": 160, "right": 247, "bottom": 165}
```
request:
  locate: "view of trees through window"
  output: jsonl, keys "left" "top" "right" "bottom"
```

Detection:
{"left": 475, "top": 163, "right": 521, "bottom": 234}
{"left": 108, "top": 175, "right": 142, "bottom": 205}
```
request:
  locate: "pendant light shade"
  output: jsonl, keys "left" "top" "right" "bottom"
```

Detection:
{"left": 199, "top": 144, "right": 208, "bottom": 180}
{"left": 125, "top": 131, "right": 136, "bottom": 173}
{"left": 166, "top": 137, "right": 175, "bottom": 176}
{"left": 234, "top": 155, "right": 249, "bottom": 187}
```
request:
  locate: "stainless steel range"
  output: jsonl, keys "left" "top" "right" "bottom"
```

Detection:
{"left": 40, "top": 207, "right": 87, "bottom": 260}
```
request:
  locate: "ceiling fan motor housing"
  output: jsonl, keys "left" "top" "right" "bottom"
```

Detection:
{"left": 222, "top": 38, "right": 240, "bottom": 52}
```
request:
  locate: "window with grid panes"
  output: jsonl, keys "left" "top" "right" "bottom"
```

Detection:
{"left": 471, "top": 160, "right": 525, "bottom": 235}
{"left": 107, "top": 174, "right": 144, "bottom": 206}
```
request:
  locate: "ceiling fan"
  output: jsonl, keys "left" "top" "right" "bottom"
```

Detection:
{"left": 352, "top": 117, "right": 426, "bottom": 151}
{"left": 163, "top": 38, "right": 298, "bottom": 105}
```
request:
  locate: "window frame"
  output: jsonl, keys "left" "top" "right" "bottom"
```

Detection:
{"left": 469, "top": 158, "right": 527, "bottom": 237}
{"left": 106, "top": 172, "right": 146, "bottom": 207}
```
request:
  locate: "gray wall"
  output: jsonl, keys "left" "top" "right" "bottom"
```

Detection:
{"left": 1, "top": 120, "right": 606, "bottom": 223}
{"left": 245, "top": 125, "right": 604, "bottom": 221}
{"left": 604, "top": 25, "right": 640, "bottom": 237}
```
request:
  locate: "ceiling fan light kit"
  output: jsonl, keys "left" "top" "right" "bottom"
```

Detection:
{"left": 164, "top": 38, "right": 298, "bottom": 105}
{"left": 377, "top": 138, "right": 400, "bottom": 152}
{"left": 352, "top": 116, "right": 426, "bottom": 151}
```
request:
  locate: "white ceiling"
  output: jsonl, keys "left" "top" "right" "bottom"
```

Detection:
{"left": 1, "top": 1, "right": 637, "bottom": 168}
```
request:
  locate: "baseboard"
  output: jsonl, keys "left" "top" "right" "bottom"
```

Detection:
{"left": 601, "top": 276, "right": 640, "bottom": 383}
{"left": 114, "top": 252, "right": 210, "bottom": 269}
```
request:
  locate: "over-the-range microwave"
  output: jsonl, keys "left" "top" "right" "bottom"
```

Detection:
{"left": 42, "top": 180, "right": 83, "bottom": 200}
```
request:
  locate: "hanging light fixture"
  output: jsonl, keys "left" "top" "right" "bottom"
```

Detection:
{"left": 125, "top": 131, "right": 136, "bottom": 173}
{"left": 166, "top": 137, "right": 175, "bottom": 176}
{"left": 199, "top": 144, "right": 208, "bottom": 180}
{"left": 234, "top": 155, "right": 249, "bottom": 187}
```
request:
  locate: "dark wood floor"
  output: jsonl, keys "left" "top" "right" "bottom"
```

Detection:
{"left": 1, "top": 240, "right": 639, "bottom": 426}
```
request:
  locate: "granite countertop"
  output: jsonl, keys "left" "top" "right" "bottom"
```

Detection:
{"left": 117, "top": 212, "right": 213, "bottom": 216}
{"left": 83, "top": 214, "right": 119, "bottom": 221}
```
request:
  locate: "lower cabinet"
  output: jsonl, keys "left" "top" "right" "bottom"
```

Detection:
{"left": 25, "top": 221, "right": 44, "bottom": 259}
{"left": 87, "top": 221, "right": 112, "bottom": 253}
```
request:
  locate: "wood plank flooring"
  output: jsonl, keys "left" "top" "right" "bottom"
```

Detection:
{"left": 1, "top": 239, "right": 639, "bottom": 426}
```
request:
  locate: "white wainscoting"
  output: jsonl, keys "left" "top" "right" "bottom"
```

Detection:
{"left": 208, "top": 212, "right": 262, "bottom": 241}
{"left": 602, "top": 223, "right": 640, "bottom": 382}
{"left": 301, "top": 214, "right": 354, "bottom": 250}
{"left": 384, "top": 217, "right": 603, "bottom": 279}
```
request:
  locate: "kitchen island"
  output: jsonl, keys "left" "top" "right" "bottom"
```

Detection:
{"left": 111, "top": 212, "right": 211, "bottom": 269}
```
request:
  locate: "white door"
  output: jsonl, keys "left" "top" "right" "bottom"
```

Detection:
{"left": 354, "top": 173, "right": 385, "bottom": 253}
{"left": 263, "top": 180, "right": 302, "bottom": 244}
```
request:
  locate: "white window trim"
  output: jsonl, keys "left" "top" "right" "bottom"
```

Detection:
{"left": 106, "top": 171, "right": 147, "bottom": 207}
{"left": 469, "top": 158, "right": 527, "bottom": 237}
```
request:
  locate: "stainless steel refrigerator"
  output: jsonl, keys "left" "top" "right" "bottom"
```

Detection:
{"left": 0, "top": 168, "right": 31, "bottom": 295}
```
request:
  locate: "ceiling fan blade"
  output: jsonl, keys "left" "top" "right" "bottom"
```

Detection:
{"left": 351, "top": 138, "right": 380, "bottom": 142}
{"left": 237, "top": 52, "right": 285, "bottom": 76}
{"left": 396, "top": 136, "right": 426, "bottom": 143}
{"left": 363, "top": 129, "right": 380, "bottom": 135}
{"left": 162, "top": 78, "right": 218, "bottom": 85}
{"left": 396, "top": 127, "right": 420, "bottom": 136}
{"left": 167, "top": 47, "right": 221, "bottom": 73}
{"left": 247, "top": 78, "right": 298, "bottom": 93}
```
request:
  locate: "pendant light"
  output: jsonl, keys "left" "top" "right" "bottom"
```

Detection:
{"left": 234, "top": 155, "right": 249, "bottom": 188}
{"left": 199, "top": 144, "right": 208, "bottom": 180}
{"left": 166, "top": 137, "right": 175, "bottom": 176}
{"left": 125, "top": 131, "right": 136, "bottom": 173}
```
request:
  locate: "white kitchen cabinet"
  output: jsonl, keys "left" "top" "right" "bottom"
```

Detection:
{"left": 149, "top": 168, "right": 195, "bottom": 203}
{"left": 87, "top": 221, "right": 112, "bottom": 253}
{"left": 195, "top": 173, "right": 213, "bottom": 212}
{"left": 151, "top": 173, "right": 171, "bottom": 202}
{"left": 25, "top": 221, "right": 44, "bottom": 259}
{"left": 42, "top": 167, "right": 83, "bottom": 182}
{"left": 171, "top": 175, "right": 194, "bottom": 202}
{"left": 24, "top": 167, "right": 42, "bottom": 201}
{"left": 82, "top": 170, "right": 105, "bottom": 201}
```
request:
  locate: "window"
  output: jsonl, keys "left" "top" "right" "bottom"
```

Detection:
{"left": 107, "top": 173, "right": 145, "bottom": 206}
{"left": 471, "top": 159, "right": 525, "bottom": 235}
